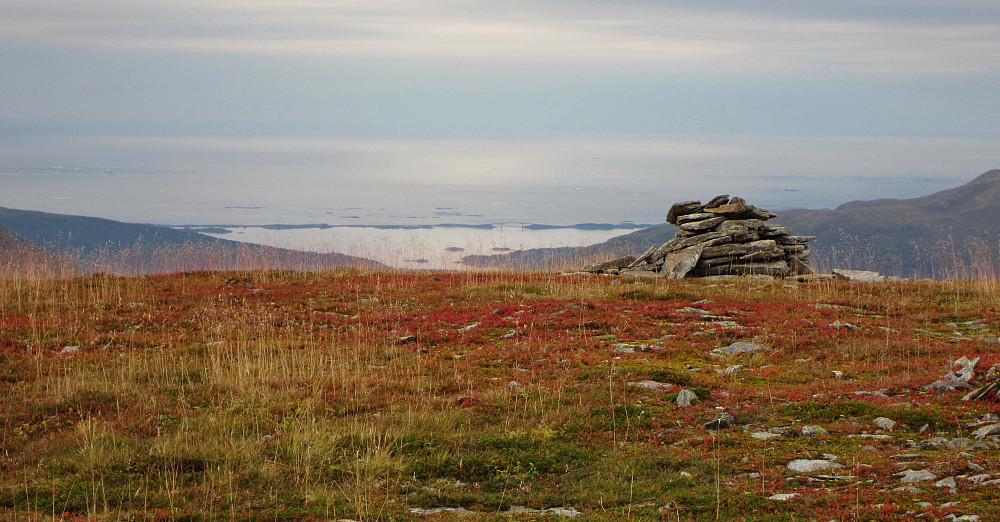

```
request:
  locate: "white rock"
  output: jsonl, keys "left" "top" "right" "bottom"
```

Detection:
{"left": 874, "top": 417, "right": 897, "bottom": 431}
{"left": 768, "top": 493, "right": 799, "bottom": 501}
{"left": 712, "top": 341, "right": 769, "bottom": 356}
{"left": 898, "top": 469, "right": 937, "bottom": 483}
{"left": 627, "top": 380, "right": 674, "bottom": 392}
{"left": 935, "top": 476, "right": 957, "bottom": 489}
{"left": 972, "top": 423, "right": 1000, "bottom": 439}
{"left": 676, "top": 389, "right": 697, "bottom": 408}
{"left": 801, "top": 425, "right": 829, "bottom": 436}
{"left": 832, "top": 269, "right": 884, "bottom": 283}
{"left": 787, "top": 459, "right": 844, "bottom": 473}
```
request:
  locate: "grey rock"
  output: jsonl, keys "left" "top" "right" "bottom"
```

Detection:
{"left": 972, "top": 423, "right": 1000, "bottom": 439}
{"left": 704, "top": 412, "right": 736, "bottom": 430}
{"left": 584, "top": 256, "right": 636, "bottom": 273}
{"left": 946, "top": 357, "right": 979, "bottom": 383}
{"left": 801, "top": 425, "right": 829, "bottom": 436}
{"left": 768, "top": 493, "right": 798, "bottom": 501}
{"left": 786, "top": 459, "right": 844, "bottom": 473}
{"left": 935, "top": 476, "right": 957, "bottom": 489}
{"left": 874, "top": 417, "right": 897, "bottom": 431}
{"left": 926, "top": 379, "right": 973, "bottom": 393}
{"left": 898, "top": 469, "right": 937, "bottom": 483}
{"left": 832, "top": 269, "right": 885, "bottom": 283}
{"left": 627, "top": 380, "right": 674, "bottom": 392}
{"left": 948, "top": 438, "right": 973, "bottom": 449}
{"left": 660, "top": 245, "right": 705, "bottom": 279}
{"left": 712, "top": 341, "right": 770, "bottom": 356}
{"left": 675, "top": 212, "right": 717, "bottom": 225}
{"left": 666, "top": 200, "right": 702, "bottom": 225}
{"left": 921, "top": 437, "right": 949, "bottom": 448}
{"left": 629, "top": 245, "right": 658, "bottom": 267}
{"left": 701, "top": 194, "right": 730, "bottom": 209}
{"left": 679, "top": 216, "right": 725, "bottom": 232}
{"left": 676, "top": 389, "right": 697, "bottom": 407}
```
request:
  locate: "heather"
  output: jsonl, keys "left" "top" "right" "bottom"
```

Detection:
{"left": 1, "top": 270, "right": 999, "bottom": 520}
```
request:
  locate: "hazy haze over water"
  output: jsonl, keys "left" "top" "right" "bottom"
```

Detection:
{"left": 2, "top": 1, "right": 998, "bottom": 234}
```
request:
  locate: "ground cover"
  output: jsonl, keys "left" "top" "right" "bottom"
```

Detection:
{"left": 1, "top": 270, "right": 999, "bottom": 520}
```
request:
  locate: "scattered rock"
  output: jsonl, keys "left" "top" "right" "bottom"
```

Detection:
{"left": 898, "top": 469, "right": 937, "bottom": 483}
{"left": 972, "top": 423, "right": 1000, "bottom": 439}
{"left": 925, "top": 357, "right": 979, "bottom": 393}
{"left": 768, "top": 493, "right": 799, "bottom": 501}
{"left": 920, "top": 437, "right": 949, "bottom": 448}
{"left": 874, "top": 417, "right": 897, "bottom": 431}
{"left": 787, "top": 459, "right": 844, "bottom": 473}
{"left": 832, "top": 269, "right": 885, "bottom": 283}
{"left": 704, "top": 412, "right": 736, "bottom": 430}
{"left": 584, "top": 256, "right": 636, "bottom": 273}
{"left": 676, "top": 389, "right": 697, "bottom": 408}
{"left": 627, "top": 380, "right": 675, "bottom": 392}
{"left": 801, "top": 425, "right": 829, "bottom": 436}
{"left": 712, "top": 341, "right": 770, "bottom": 356}
{"left": 936, "top": 476, "right": 957, "bottom": 489}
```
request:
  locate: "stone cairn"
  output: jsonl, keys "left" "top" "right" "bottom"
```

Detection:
{"left": 586, "top": 195, "right": 816, "bottom": 279}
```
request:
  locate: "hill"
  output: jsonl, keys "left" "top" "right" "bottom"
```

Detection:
{"left": 0, "top": 224, "right": 79, "bottom": 278}
{"left": 0, "top": 207, "right": 383, "bottom": 274}
{"left": 777, "top": 169, "right": 1000, "bottom": 277}
{"left": 464, "top": 170, "right": 1000, "bottom": 278}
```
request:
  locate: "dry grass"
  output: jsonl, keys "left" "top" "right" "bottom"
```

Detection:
{"left": 1, "top": 250, "right": 1000, "bottom": 520}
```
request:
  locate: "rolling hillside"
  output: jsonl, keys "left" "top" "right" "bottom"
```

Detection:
{"left": 0, "top": 225, "right": 79, "bottom": 278}
{"left": 0, "top": 207, "right": 383, "bottom": 275}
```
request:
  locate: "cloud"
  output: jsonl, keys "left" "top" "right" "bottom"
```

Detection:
{"left": 2, "top": 1, "right": 998, "bottom": 77}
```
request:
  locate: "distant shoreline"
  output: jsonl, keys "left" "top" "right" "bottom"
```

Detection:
{"left": 174, "top": 222, "right": 657, "bottom": 233}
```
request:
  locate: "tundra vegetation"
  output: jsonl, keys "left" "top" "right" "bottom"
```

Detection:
{"left": 1, "top": 259, "right": 1000, "bottom": 520}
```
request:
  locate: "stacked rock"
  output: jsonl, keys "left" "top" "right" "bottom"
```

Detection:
{"left": 588, "top": 195, "right": 815, "bottom": 279}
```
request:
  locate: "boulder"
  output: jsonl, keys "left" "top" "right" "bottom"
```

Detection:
{"left": 660, "top": 245, "right": 704, "bottom": 279}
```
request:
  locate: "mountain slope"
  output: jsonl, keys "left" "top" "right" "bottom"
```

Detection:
{"left": 777, "top": 169, "right": 1000, "bottom": 277}
{"left": 0, "top": 225, "right": 79, "bottom": 278}
{"left": 0, "top": 207, "right": 383, "bottom": 274}
{"left": 464, "top": 170, "right": 1000, "bottom": 278}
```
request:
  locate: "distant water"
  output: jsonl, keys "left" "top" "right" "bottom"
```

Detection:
{"left": 197, "top": 225, "right": 630, "bottom": 269}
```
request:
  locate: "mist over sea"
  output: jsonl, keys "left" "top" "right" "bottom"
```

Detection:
{"left": 1, "top": 134, "right": 988, "bottom": 267}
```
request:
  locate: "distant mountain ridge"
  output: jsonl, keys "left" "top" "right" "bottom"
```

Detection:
{"left": 0, "top": 224, "right": 78, "bottom": 278}
{"left": 0, "top": 207, "right": 383, "bottom": 275}
{"left": 463, "top": 170, "right": 1000, "bottom": 278}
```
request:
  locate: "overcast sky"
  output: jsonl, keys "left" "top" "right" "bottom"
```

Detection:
{"left": 2, "top": 1, "right": 999, "bottom": 224}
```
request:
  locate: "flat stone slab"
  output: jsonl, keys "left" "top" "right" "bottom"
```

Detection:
{"left": 832, "top": 269, "right": 885, "bottom": 283}
{"left": 787, "top": 459, "right": 844, "bottom": 473}
{"left": 712, "top": 341, "right": 770, "bottom": 356}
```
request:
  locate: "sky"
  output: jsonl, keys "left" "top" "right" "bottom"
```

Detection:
{"left": 2, "top": 0, "right": 999, "bottom": 226}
